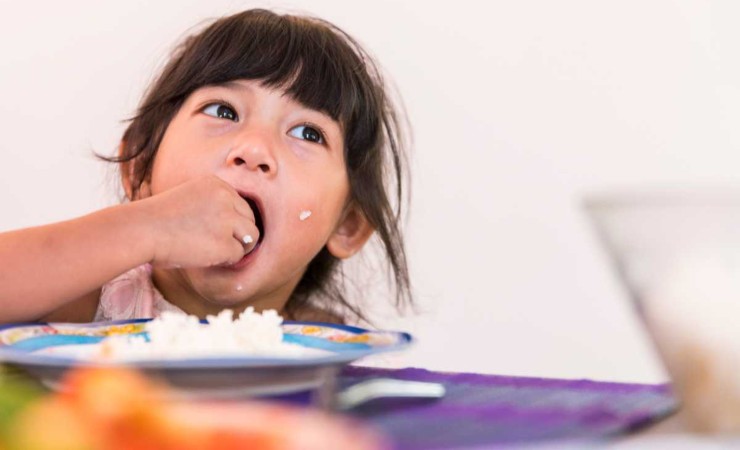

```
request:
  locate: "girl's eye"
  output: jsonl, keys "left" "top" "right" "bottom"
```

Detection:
{"left": 288, "top": 124, "right": 325, "bottom": 144}
{"left": 202, "top": 103, "right": 238, "bottom": 121}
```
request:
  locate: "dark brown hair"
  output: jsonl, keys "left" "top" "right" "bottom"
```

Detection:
{"left": 103, "top": 9, "right": 411, "bottom": 323}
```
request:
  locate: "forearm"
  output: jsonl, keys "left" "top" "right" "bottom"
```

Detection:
{"left": 0, "top": 202, "right": 153, "bottom": 322}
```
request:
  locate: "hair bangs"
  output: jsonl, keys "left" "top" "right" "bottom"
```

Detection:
{"left": 272, "top": 20, "right": 364, "bottom": 127}
{"left": 168, "top": 11, "right": 363, "bottom": 128}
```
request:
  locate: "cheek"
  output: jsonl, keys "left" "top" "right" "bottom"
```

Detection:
{"left": 149, "top": 153, "right": 187, "bottom": 195}
{"left": 150, "top": 130, "right": 215, "bottom": 193}
{"left": 280, "top": 184, "right": 349, "bottom": 254}
{"left": 290, "top": 166, "right": 349, "bottom": 221}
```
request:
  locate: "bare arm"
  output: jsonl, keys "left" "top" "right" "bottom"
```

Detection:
{"left": 0, "top": 202, "right": 154, "bottom": 323}
{"left": 0, "top": 175, "right": 260, "bottom": 324}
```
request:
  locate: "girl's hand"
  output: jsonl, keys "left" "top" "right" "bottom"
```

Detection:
{"left": 137, "top": 176, "right": 259, "bottom": 268}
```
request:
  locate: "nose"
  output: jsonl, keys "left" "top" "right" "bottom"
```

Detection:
{"left": 226, "top": 128, "right": 277, "bottom": 176}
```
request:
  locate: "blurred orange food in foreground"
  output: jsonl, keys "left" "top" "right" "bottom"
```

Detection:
{"left": 2, "top": 368, "right": 387, "bottom": 450}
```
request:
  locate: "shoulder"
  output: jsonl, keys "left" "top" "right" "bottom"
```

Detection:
{"left": 40, "top": 264, "right": 154, "bottom": 323}
{"left": 38, "top": 289, "right": 100, "bottom": 323}
{"left": 96, "top": 264, "right": 157, "bottom": 321}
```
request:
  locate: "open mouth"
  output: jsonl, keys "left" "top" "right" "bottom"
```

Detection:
{"left": 241, "top": 196, "right": 265, "bottom": 245}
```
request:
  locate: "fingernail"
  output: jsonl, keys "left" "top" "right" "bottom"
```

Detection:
{"left": 243, "top": 235, "right": 254, "bottom": 244}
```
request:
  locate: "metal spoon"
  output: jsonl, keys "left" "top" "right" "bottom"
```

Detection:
{"left": 335, "top": 378, "right": 446, "bottom": 411}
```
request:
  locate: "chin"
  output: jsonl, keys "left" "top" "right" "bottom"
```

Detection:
{"left": 189, "top": 283, "right": 250, "bottom": 308}
{"left": 207, "top": 293, "right": 251, "bottom": 308}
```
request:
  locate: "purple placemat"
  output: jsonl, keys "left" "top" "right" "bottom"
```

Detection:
{"left": 339, "top": 366, "right": 677, "bottom": 449}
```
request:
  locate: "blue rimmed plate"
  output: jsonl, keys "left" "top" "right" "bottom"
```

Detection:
{"left": 0, "top": 319, "right": 412, "bottom": 398}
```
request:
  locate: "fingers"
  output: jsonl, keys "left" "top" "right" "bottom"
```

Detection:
{"left": 232, "top": 195, "right": 255, "bottom": 221}
{"left": 233, "top": 219, "right": 260, "bottom": 255}
{"left": 227, "top": 190, "right": 259, "bottom": 254}
{"left": 219, "top": 228, "right": 255, "bottom": 266}
{"left": 223, "top": 240, "right": 249, "bottom": 266}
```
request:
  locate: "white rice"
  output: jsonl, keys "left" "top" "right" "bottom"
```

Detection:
{"left": 98, "top": 308, "right": 322, "bottom": 361}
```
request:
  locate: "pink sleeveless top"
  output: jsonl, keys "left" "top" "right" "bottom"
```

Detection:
{"left": 94, "top": 264, "right": 184, "bottom": 321}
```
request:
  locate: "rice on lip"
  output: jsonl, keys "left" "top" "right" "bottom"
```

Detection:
{"left": 98, "top": 308, "right": 323, "bottom": 361}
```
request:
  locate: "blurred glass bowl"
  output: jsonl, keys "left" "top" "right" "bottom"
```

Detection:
{"left": 585, "top": 188, "right": 740, "bottom": 433}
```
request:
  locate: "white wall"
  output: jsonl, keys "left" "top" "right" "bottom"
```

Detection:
{"left": 2, "top": 0, "right": 739, "bottom": 383}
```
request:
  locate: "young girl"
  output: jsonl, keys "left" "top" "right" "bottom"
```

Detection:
{"left": 0, "top": 9, "right": 411, "bottom": 325}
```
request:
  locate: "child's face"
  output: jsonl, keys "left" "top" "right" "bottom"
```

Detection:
{"left": 143, "top": 80, "right": 362, "bottom": 315}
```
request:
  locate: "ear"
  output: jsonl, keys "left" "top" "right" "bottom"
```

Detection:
{"left": 118, "top": 141, "right": 135, "bottom": 200}
{"left": 136, "top": 179, "right": 153, "bottom": 200}
{"left": 118, "top": 141, "right": 152, "bottom": 201}
{"left": 327, "top": 204, "right": 375, "bottom": 259}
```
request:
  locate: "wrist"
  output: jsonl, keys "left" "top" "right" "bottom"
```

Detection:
{"left": 102, "top": 201, "right": 158, "bottom": 266}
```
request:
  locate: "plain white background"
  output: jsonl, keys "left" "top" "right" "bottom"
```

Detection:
{"left": 2, "top": 0, "right": 739, "bottom": 383}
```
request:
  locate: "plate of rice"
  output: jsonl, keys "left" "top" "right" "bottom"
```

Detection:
{"left": 0, "top": 308, "right": 412, "bottom": 397}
